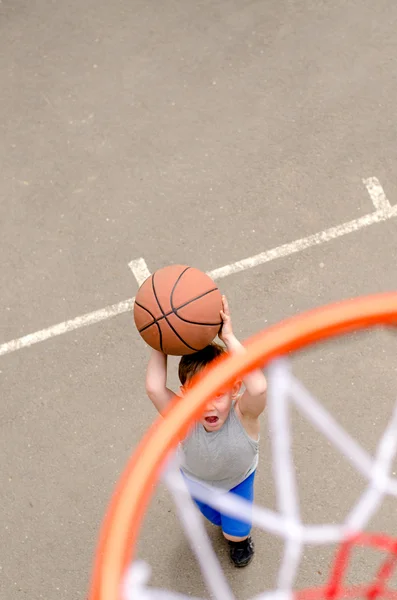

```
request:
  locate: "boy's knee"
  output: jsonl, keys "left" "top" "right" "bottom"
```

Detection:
{"left": 222, "top": 531, "right": 249, "bottom": 542}
{"left": 221, "top": 516, "right": 252, "bottom": 539}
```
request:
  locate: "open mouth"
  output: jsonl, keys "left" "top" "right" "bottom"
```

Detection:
{"left": 204, "top": 416, "right": 219, "bottom": 425}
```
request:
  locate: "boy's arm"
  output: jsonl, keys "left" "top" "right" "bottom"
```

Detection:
{"left": 145, "top": 349, "right": 179, "bottom": 415}
{"left": 219, "top": 296, "right": 267, "bottom": 419}
{"left": 224, "top": 334, "right": 267, "bottom": 418}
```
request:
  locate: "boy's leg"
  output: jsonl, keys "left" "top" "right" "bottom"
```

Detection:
{"left": 220, "top": 471, "right": 256, "bottom": 567}
{"left": 193, "top": 497, "right": 222, "bottom": 527}
{"left": 180, "top": 471, "right": 222, "bottom": 527}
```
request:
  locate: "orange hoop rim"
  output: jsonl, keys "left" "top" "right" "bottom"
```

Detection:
{"left": 89, "top": 292, "right": 397, "bottom": 600}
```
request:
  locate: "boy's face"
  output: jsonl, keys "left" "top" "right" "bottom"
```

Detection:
{"left": 181, "top": 379, "right": 241, "bottom": 432}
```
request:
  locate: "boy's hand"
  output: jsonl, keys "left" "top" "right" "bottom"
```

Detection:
{"left": 219, "top": 295, "right": 234, "bottom": 343}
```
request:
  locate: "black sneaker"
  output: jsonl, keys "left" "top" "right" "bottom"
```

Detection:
{"left": 228, "top": 536, "right": 255, "bottom": 567}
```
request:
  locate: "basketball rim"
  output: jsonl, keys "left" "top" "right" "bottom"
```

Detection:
{"left": 88, "top": 291, "right": 397, "bottom": 600}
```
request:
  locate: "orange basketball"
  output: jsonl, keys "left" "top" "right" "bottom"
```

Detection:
{"left": 133, "top": 265, "right": 222, "bottom": 355}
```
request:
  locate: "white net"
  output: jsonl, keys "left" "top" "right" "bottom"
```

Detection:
{"left": 122, "top": 358, "right": 397, "bottom": 600}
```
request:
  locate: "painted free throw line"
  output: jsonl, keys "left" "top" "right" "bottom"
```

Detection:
{"left": 1, "top": 178, "right": 396, "bottom": 357}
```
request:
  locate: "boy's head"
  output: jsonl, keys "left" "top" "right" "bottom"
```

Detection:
{"left": 179, "top": 342, "right": 241, "bottom": 431}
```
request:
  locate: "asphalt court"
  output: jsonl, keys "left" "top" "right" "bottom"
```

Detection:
{"left": 1, "top": 1, "right": 397, "bottom": 599}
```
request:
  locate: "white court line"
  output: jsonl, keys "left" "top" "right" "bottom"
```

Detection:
{"left": 128, "top": 258, "right": 151, "bottom": 286}
{"left": 363, "top": 177, "right": 392, "bottom": 213}
{"left": 0, "top": 299, "right": 135, "bottom": 356}
{"left": 207, "top": 205, "right": 397, "bottom": 281}
{"left": 1, "top": 179, "right": 396, "bottom": 357}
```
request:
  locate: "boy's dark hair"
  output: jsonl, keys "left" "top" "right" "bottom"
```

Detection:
{"left": 178, "top": 342, "right": 226, "bottom": 385}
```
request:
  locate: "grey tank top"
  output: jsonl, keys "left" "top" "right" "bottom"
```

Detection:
{"left": 179, "top": 400, "right": 259, "bottom": 491}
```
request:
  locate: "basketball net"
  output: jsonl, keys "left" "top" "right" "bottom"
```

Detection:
{"left": 88, "top": 293, "right": 397, "bottom": 600}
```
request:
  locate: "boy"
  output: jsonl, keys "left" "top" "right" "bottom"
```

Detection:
{"left": 145, "top": 296, "right": 267, "bottom": 567}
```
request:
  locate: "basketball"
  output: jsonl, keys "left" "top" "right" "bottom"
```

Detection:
{"left": 133, "top": 265, "right": 223, "bottom": 355}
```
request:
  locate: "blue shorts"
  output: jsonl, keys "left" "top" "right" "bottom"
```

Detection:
{"left": 183, "top": 471, "right": 256, "bottom": 538}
